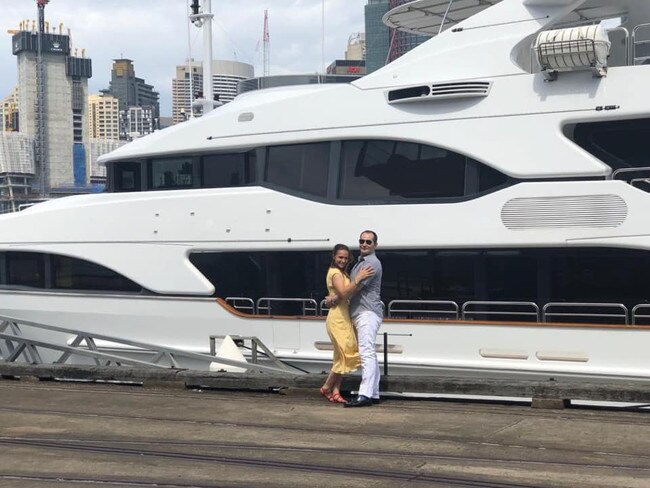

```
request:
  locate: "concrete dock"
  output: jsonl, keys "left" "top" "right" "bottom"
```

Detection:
{"left": 0, "top": 375, "right": 649, "bottom": 487}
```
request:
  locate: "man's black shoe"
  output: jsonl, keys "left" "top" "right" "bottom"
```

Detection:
{"left": 344, "top": 395, "right": 373, "bottom": 408}
{"left": 372, "top": 398, "right": 381, "bottom": 405}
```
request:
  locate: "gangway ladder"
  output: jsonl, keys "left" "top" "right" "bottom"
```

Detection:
{"left": 209, "top": 335, "right": 297, "bottom": 373}
{"left": 0, "top": 316, "right": 300, "bottom": 374}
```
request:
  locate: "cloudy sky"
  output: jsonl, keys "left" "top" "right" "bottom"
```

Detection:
{"left": 1, "top": 0, "right": 368, "bottom": 117}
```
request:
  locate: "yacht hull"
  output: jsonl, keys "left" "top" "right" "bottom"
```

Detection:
{"left": 0, "top": 291, "right": 648, "bottom": 382}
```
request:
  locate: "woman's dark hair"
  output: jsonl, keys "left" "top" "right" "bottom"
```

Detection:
{"left": 330, "top": 243, "right": 351, "bottom": 270}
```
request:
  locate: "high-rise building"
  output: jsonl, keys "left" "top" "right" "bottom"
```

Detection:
{"left": 104, "top": 59, "right": 160, "bottom": 139}
{"left": 364, "top": 0, "right": 429, "bottom": 74}
{"left": 346, "top": 33, "right": 366, "bottom": 61}
{"left": 365, "top": 0, "right": 390, "bottom": 74}
{"left": 1, "top": 87, "right": 19, "bottom": 132}
{"left": 121, "top": 106, "right": 154, "bottom": 140}
{"left": 88, "top": 138, "right": 126, "bottom": 185}
{"left": 172, "top": 60, "right": 254, "bottom": 124}
{"left": 88, "top": 94, "right": 119, "bottom": 140}
{"left": 0, "top": 132, "right": 35, "bottom": 212}
{"left": 12, "top": 21, "right": 92, "bottom": 191}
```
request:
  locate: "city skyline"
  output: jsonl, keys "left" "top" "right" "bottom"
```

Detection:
{"left": 1, "top": 0, "right": 369, "bottom": 117}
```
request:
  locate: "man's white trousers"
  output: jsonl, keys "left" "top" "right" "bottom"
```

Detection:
{"left": 353, "top": 310, "right": 382, "bottom": 399}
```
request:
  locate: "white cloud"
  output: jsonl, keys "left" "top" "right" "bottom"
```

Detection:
{"left": 0, "top": 0, "right": 367, "bottom": 116}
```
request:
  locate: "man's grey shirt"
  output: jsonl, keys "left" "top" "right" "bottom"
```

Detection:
{"left": 349, "top": 252, "right": 383, "bottom": 319}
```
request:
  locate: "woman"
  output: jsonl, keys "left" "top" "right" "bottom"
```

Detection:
{"left": 320, "top": 244, "right": 374, "bottom": 403}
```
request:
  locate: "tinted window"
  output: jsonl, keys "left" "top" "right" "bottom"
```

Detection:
{"left": 191, "top": 248, "right": 650, "bottom": 315}
{"left": 478, "top": 163, "right": 509, "bottom": 192}
{"left": 113, "top": 161, "right": 142, "bottom": 192}
{"left": 570, "top": 118, "right": 650, "bottom": 170}
{"left": 203, "top": 151, "right": 256, "bottom": 188}
{"left": 265, "top": 143, "right": 330, "bottom": 197}
{"left": 6, "top": 252, "right": 45, "bottom": 288}
{"left": 338, "top": 140, "right": 467, "bottom": 201}
{"left": 52, "top": 256, "right": 142, "bottom": 292}
{"left": 150, "top": 157, "right": 195, "bottom": 190}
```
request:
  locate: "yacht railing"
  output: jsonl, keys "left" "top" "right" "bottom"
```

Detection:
{"left": 256, "top": 297, "right": 318, "bottom": 316}
{"left": 226, "top": 296, "right": 646, "bottom": 325}
{"left": 387, "top": 300, "right": 459, "bottom": 320}
{"left": 225, "top": 297, "right": 255, "bottom": 314}
{"left": 610, "top": 167, "right": 650, "bottom": 192}
{"left": 631, "top": 304, "right": 650, "bottom": 325}
{"left": 633, "top": 23, "right": 650, "bottom": 65}
{"left": 461, "top": 301, "right": 540, "bottom": 322}
{"left": 542, "top": 302, "right": 628, "bottom": 325}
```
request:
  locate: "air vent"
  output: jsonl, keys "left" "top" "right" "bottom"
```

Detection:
{"left": 501, "top": 194, "right": 627, "bottom": 230}
{"left": 387, "top": 81, "right": 492, "bottom": 104}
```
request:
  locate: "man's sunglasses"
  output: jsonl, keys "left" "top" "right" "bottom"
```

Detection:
{"left": 359, "top": 239, "right": 374, "bottom": 245}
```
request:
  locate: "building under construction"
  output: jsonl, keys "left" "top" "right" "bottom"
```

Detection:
{"left": 9, "top": 0, "right": 92, "bottom": 206}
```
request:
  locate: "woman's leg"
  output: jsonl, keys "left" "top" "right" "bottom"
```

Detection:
{"left": 322, "top": 371, "right": 340, "bottom": 391}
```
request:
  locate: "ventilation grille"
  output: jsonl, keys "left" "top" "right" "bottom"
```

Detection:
{"left": 501, "top": 195, "right": 627, "bottom": 230}
{"left": 387, "top": 81, "right": 492, "bottom": 104}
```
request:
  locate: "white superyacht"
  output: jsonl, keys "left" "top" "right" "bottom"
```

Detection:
{"left": 1, "top": 0, "right": 650, "bottom": 380}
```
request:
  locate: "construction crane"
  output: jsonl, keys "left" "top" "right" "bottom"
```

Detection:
{"left": 263, "top": 10, "right": 270, "bottom": 76}
{"left": 37, "top": 0, "right": 50, "bottom": 34}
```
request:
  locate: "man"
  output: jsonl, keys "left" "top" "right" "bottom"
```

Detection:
{"left": 345, "top": 230, "right": 383, "bottom": 408}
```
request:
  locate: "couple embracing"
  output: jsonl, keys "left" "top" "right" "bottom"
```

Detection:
{"left": 320, "top": 230, "right": 383, "bottom": 408}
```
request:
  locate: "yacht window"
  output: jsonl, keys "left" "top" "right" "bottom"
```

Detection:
{"left": 338, "top": 140, "right": 466, "bottom": 201}
{"left": 478, "top": 163, "right": 509, "bottom": 192}
{"left": 190, "top": 247, "right": 650, "bottom": 316}
{"left": 6, "top": 252, "right": 45, "bottom": 288}
{"left": 569, "top": 118, "right": 650, "bottom": 170}
{"left": 113, "top": 161, "right": 142, "bottom": 192}
{"left": 52, "top": 256, "right": 142, "bottom": 292}
{"left": 202, "top": 151, "right": 257, "bottom": 188}
{"left": 150, "top": 157, "right": 195, "bottom": 190}
{"left": 265, "top": 143, "right": 330, "bottom": 197}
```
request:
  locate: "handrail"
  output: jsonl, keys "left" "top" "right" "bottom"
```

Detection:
{"left": 461, "top": 301, "right": 540, "bottom": 321}
{"left": 0, "top": 316, "right": 296, "bottom": 374}
{"left": 631, "top": 304, "right": 650, "bottom": 325}
{"left": 542, "top": 302, "right": 628, "bottom": 325}
{"left": 611, "top": 166, "right": 650, "bottom": 181}
{"left": 222, "top": 296, "right": 649, "bottom": 327}
{"left": 225, "top": 297, "right": 255, "bottom": 314}
{"left": 632, "top": 23, "right": 650, "bottom": 65}
{"left": 387, "top": 300, "right": 459, "bottom": 320}
{"left": 256, "top": 297, "right": 318, "bottom": 316}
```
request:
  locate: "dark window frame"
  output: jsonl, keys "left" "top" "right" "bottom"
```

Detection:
{"left": 148, "top": 156, "right": 199, "bottom": 191}
{"left": 0, "top": 251, "right": 145, "bottom": 295}
{"left": 105, "top": 139, "right": 514, "bottom": 204}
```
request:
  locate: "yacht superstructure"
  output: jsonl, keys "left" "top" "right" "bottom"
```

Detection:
{"left": 1, "top": 0, "right": 650, "bottom": 380}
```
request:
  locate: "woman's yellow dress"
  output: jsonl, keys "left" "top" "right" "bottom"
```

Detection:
{"left": 325, "top": 268, "right": 361, "bottom": 374}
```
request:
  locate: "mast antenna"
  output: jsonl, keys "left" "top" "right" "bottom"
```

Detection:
{"left": 263, "top": 9, "right": 270, "bottom": 76}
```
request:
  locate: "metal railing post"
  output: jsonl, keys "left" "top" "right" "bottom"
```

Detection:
{"left": 383, "top": 332, "right": 388, "bottom": 376}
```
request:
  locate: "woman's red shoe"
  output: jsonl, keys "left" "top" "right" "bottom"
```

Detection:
{"left": 329, "top": 392, "right": 347, "bottom": 404}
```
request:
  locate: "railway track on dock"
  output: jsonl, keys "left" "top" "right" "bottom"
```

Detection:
{"left": 0, "top": 382, "right": 649, "bottom": 487}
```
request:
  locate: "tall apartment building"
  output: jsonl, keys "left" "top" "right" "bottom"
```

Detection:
{"left": 346, "top": 33, "right": 366, "bottom": 61}
{"left": 88, "top": 94, "right": 119, "bottom": 140}
{"left": 172, "top": 60, "right": 254, "bottom": 124}
{"left": 1, "top": 87, "right": 19, "bottom": 132}
{"left": 12, "top": 23, "right": 92, "bottom": 191}
{"left": 103, "top": 59, "right": 159, "bottom": 139}
{"left": 121, "top": 106, "right": 154, "bottom": 140}
{"left": 365, "top": 0, "right": 390, "bottom": 74}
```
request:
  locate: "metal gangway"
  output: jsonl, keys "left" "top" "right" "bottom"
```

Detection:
{"left": 0, "top": 315, "right": 300, "bottom": 375}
